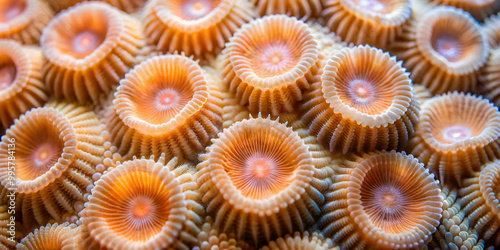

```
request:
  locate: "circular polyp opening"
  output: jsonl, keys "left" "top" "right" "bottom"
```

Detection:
{"left": 0, "top": 0, "right": 26, "bottom": 22}
{"left": 47, "top": 7, "right": 110, "bottom": 59}
{"left": 17, "top": 118, "right": 65, "bottom": 181}
{"left": 134, "top": 69, "right": 196, "bottom": 125}
{"left": 169, "top": 0, "right": 221, "bottom": 20}
{"left": 442, "top": 125, "right": 472, "bottom": 143}
{"left": 432, "top": 33, "right": 463, "bottom": 62}
{"left": 219, "top": 121, "right": 306, "bottom": 200}
{"left": 251, "top": 43, "right": 300, "bottom": 78}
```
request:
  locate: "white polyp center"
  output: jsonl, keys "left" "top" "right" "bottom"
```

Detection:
{"left": 184, "top": 0, "right": 212, "bottom": 18}
{"left": 156, "top": 89, "right": 180, "bottom": 108}
{"left": 0, "top": 1, "right": 26, "bottom": 22}
{"left": 0, "top": 63, "right": 16, "bottom": 90}
{"left": 73, "top": 31, "right": 100, "bottom": 54}
{"left": 443, "top": 125, "right": 472, "bottom": 142}
{"left": 33, "top": 143, "right": 56, "bottom": 167}
{"left": 357, "top": 0, "right": 386, "bottom": 12}
{"left": 258, "top": 44, "right": 294, "bottom": 76}
{"left": 348, "top": 79, "right": 375, "bottom": 103}
{"left": 435, "top": 35, "right": 461, "bottom": 61}
{"left": 247, "top": 156, "right": 274, "bottom": 179}
{"left": 373, "top": 186, "right": 404, "bottom": 214}
{"left": 130, "top": 196, "right": 153, "bottom": 219}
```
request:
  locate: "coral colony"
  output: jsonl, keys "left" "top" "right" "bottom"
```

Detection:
{"left": 2, "top": 0, "right": 500, "bottom": 249}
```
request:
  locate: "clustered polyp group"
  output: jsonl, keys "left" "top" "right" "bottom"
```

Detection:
{"left": 0, "top": 0, "right": 500, "bottom": 249}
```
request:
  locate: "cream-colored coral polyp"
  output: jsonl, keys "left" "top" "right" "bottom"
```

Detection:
{"left": 345, "top": 152, "right": 442, "bottom": 248}
{"left": 143, "top": 0, "right": 255, "bottom": 58}
{"left": 41, "top": 2, "right": 128, "bottom": 71}
{"left": 207, "top": 117, "right": 314, "bottom": 214}
{"left": 0, "top": 40, "right": 47, "bottom": 131}
{"left": 0, "top": 0, "right": 54, "bottom": 44}
{"left": 415, "top": 6, "right": 488, "bottom": 75}
{"left": 0, "top": 108, "right": 77, "bottom": 193}
{"left": 115, "top": 55, "right": 210, "bottom": 136}
{"left": 418, "top": 92, "right": 500, "bottom": 153}
{"left": 82, "top": 159, "right": 187, "bottom": 249}
{"left": 322, "top": 0, "right": 411, "bottom": 48}
{"left": 321, "top": 45, "right": 413, "bottom": 128}
{"left": 228, "top": 15, "right": 318, "bottom": 88}
{"left": 221, "top": 15, "right": 320, "bottom": 116}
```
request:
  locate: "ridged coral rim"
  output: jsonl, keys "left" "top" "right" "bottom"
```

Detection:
{"left": 479, "top": 160, "right": 500, "bottom": 219}
{"left": 40, "top": 2, "right": 125, "bottom": 71}
{"left": 484, "top": 13, "right": 500, "bottom": 49}
{"left": 150, "top": 0, "right": 235, "bottom": 33}
{"left": 321, "top": 45, "right": 412, "bottom": 128}
{"left": 82, "top": 159, "right": 187, "bottom": 249}
{"left": 419, "top": 92, "right": 500, "bottom": 152}
{"left": 415, "top": 6, "right": 489, "bottom": 74}
{"left": 114, "top": 54, "right": 210, "bottom": 136}
{"left": 340, "top": 0, "right": 411, "bottom": 26}
{"left": 0, "top": 40, "right": 31, "bottom": 101}
{"left": 0, "top": 108, "right": 77, "bottom": 193}
{"left": 227, "top": 15, "right": 319, "bottom": 88}
{"left": 0, "top": 0, "right": 37, "bottom": 33}
{"left": 17, "top": 223, "right": 78, "bottom": 249}
{"left": 207, "top": 117, "right": 315, "bottom": 215}
{"left": 346, "top": 152, "right": 442, "bottom": 247}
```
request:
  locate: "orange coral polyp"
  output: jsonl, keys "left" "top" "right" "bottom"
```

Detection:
{"left": 41, "top": 2, "right": 146, "bottom": 104}
{"left": 322, "top": 0, "right": 411, "bottom": 49}
{"left": 143, "top": 0, "right": 255, "bottom": 58}
{"left": 221, "top": 15, "right": 320, "bottom": 116}
{"left": 300, "top": 45, "right": 419, "bottom": 153}
{"left": 0, "top": 40, "right": 47, "bottom": 132}
{"left": 390, "top": 6, "right": 488, "bottom": 94}
{"left": 197, "top": 116, "right": 333, "bottom": 244}
{"left": 0, "top": 102, "right": 106, "bottom": 226}
{"left": 0, "top": 0, "right": 53, "bottom": 44}
{"left": 104, "top": 54, "right": 222, "bottom": 161}
{"left": 318, "top": 152, "right": 442, "bottom": 249}
{"left": 8, "top": 108, "right": 76, "bottom": 192}
{"left": 81, "top": 157, "right": 203, "bottom": 249}
{"left": 0, "top": 0, "right": 26, "bottom": 22}
{"left": 408, "top": 92, "right": 500, "bottom": 186}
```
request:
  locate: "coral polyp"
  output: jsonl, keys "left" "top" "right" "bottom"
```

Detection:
{"left": 301, "top": 45, "right": 419, "bottom": 153}
{"left": 41, "top": 2, "right": 146, "bottom": 104}
{"left": 322, "top": 0, "right": 411, "bottom": 49}
{"left": 0, "top": 102, "right": 106, "bottom": 227}
{"left": 408, "top": 92, "right": 500, "bottom": 186}
{"left": 0, "top": 0, "right": 53, "bottom": 44}
{"left": 0, "top": 40, "right": 48, "bottom": 132}
{"left": 459, "top": 160, "right": 500, "bottom": 246}
{"left": 391, "top": 6, "right": 489, "bottom": 94}
{"left": 16, "top": 223, "right": 78, "bottom": 250}
{"left": 80, "top": 156, "right": 203, "bottom": 249}
{"left": 103, "top": 54, "right": 223, "bottom": 162}
{"left": 221, "top": 15, "right": 320, "bottom": 116}
{"left": 317, "top": 151, "right": 442, "bottom": 249}
{"left": 196, "top": 116, "right": 332, "bottom": 245}
{"left": 143, "top": 0, "right": 255, "bottom": 59}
